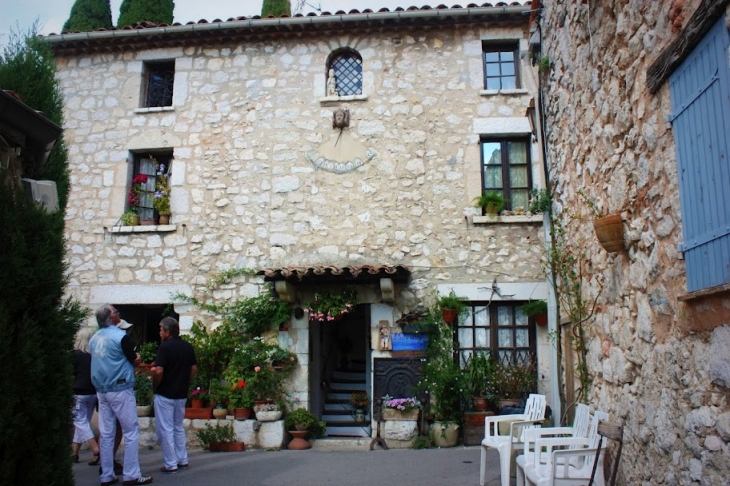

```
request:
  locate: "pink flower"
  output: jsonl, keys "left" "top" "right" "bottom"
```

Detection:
{"left": 254, "top": 366, "right": 261, "bottom": 373}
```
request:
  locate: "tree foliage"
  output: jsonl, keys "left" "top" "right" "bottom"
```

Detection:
{"left": 0, "top": 25, "right": 86, "bottom": 485}
{"left": 117, "top": 0, "right": 174, "bottom": 28}
{"left": 62, "top": 0, "right": 113, "bottom": 33}
{"left": 262, "top": 0, "right": 291, "bottom": 17}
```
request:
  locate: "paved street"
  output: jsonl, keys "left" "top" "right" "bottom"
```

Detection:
{"left": 73, "top": 445, "right": 506, "bottom": 486}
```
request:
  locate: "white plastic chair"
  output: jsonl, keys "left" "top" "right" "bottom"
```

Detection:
{"left": 516, "top": 410, "right": 609, "bottom": 486}
{"left": 479, "top": 394, "right": 547, "bottom": 486}
{"left": 515, "top": 403, "right": 591, "bottom": 485}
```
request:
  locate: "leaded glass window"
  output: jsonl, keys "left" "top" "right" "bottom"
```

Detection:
{"left": 329, "top": 51, "right": 363, "bottom": 96}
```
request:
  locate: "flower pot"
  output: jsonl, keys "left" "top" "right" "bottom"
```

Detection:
{"left": 126, "top": 214, "right": 140, "bottom": 226}
{"left": 136, "top": 405, "right": 152, "bottom": 417}
{"left": 534, "top": 313, "right": 548, "bottom": 326}
{"left": 213, "top": 408, "right": 228, "bottom": 420}
{"left": 485, "top": 203, "right": 500, "bottom": 215}
{"left": 352, "top": 409, "right": 366, "bottom": 423}
{"left": 472, "top": 396, "right": 489, "bottom": 412}
{"left": 140, "top": 218, "right": 155, "bottom": 226}
{"left": 431, "top": 422, "right": 460, "bottom": 448}
{"left": 185, "top": 407, "right": 213, "bottom": 420}
{"left": 255, "top": 410, "right": 282, "bottom": 422}
{"left": 593, "top": 214, "right": 624, "bottom": 252}
{"left": 191, "top": 398, "right": 204, "bottom": 409}
{"left": 288, "top": 430, "right": 311, "bottom": 450}
{"left": 440, "top": 308, "right": 458, "bottom": 324}
{"left": 382, "top": 408, "right": 419, "bottom": 421}
{"left": 158, "top": 214, "right": 170, "bottom": 225}
{"left": 209, "top": 441, "right": 245, "bottom": 452}
{"left": 234, "top": 408, "right": 252, "bottom": 421}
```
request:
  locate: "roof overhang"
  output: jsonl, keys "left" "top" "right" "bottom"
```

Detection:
{"left": 257, "top": 264, "right": 411, "bottom": 284}
{"left": 44, "top": 4, "right": 533, "bottom": 56}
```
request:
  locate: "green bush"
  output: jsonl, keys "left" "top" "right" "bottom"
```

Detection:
{"left": 195, "top": 423, "right": 237, "bottom": 449}
{"left": 284, "top": 408, "right": 326, "bottom": 436}
{"left": 117, "top": 0, "right": 174, "bottom": 28}
{"left": 62, "top": 0, "right": 113, "bottom": 32}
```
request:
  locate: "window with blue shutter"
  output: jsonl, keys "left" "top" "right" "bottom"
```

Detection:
{"left": 669, "top": 17, "right": 730, "bottom": 292}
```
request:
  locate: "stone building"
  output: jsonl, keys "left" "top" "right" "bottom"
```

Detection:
{"left": 539, "top": 0, "right": 730, "bottom": 484}
{"left": 46, "top": 2, "right": 557, "bottom": 440}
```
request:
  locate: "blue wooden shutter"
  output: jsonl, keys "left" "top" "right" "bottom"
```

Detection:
{"left": 669, "top": 17, "right": 730, "bottom": 292}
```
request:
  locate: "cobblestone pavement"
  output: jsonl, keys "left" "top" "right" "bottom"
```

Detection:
{"left": 73, "top": 445, "right": 506, "bottom": 486}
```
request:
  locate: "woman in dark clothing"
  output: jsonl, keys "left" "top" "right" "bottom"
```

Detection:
{"left": 72, "top": 327, "right": 101, "bottom": 464}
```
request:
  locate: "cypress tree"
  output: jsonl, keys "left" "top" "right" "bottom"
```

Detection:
{"left": 62, "top": 0, "right": 113, "bottom": 33}
{"left": 262, "top": 0, "right": 291, "bottom": 17}
{"left": 117, "top": 0, "right": 174, "bottom": 28}
{"left": 0, "top": 25, "right": 86, "bottom": 485}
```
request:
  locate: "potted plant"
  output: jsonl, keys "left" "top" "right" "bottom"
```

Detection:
{"left": 382, "top": 396, "right": 421, "bottom": 421}
{"left": 486, "top": 357, "right": 538, "bottom": 410}
{"left": 528, "top": 188, "right": 551, "bottom": 214}
{"left": 189, "top": 386, "right": 208, "bottom": 408}
{"left": 152, "top": 158, "right": 171, "bottom": 224}
{"left": 284, "top": 408, "right": 326, "bottom": 435}
{"left": 578, "top": 189, "right": 625, "bottom": 252}
{"left": 253, "top": 401, "right": 282, "bottom": 422}
{"left": 134, "top": 368, "right": 153, "bottom": 416}
{"left": 436, "top": 289, "right": 468, "bottom": 324}
{"left": 306, "top": 288, "right": 358, "bottom": 322}
{"left": 465, "top": 352, "right": 496, "bottom": 411}
{"left": 121, "top": 209, "right": 139, "bottom": 226}
{"left": 227, "top": 294, "right": 290, "bottom": 338}
{"left": 226, "top": 378, "right": 253, "bottom": 420}
{"left": 138, "top": 341, "right": 158, "bottom": 366}
{"left": 518, "top": 300, "right": 548, "bottom": 326}
{"left": 212, "top": 402, "right": 229, "bottom": 420}
{"left": 125, "top": 173, "right": 147, "bottom": 223}
{"left": 195, "top": 423, "right": 244, "bottom": 452}
{"left": 350, "top": 390, "right": 369, "bottom": 423}
{"left": 473, "top": 191, "right": 505, "bottom": 215}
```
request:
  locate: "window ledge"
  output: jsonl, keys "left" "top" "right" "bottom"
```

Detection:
{"left": 319, "top": 94, "right": 368, "bottom": 104}
{"left": 133, "top": 106, "right": 175, "bottom": 114}
{"left": 108, "top": 224, "right": 177, "bottom": 234}
{"left": 677, "top": 282, "right": 730, "bottom": 301}
{"left": 479, "top": 89, "right": 529, "bottom": 96}
{"left": 472, "top": 214, "right": 544, "bottom": 224}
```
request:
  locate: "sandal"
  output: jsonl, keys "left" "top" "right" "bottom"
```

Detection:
{"left": 88, "top": 453, "right": 100, "bottom": 466}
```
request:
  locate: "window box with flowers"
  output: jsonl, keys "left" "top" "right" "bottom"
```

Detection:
{"left": 381, "top": 396, "right": 421, "bottom": 421}
{"left": 306, "top": 288, "right": 358, "bottom": 322}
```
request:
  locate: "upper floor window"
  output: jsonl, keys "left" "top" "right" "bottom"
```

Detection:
{"left": 483, "top": 43, "right": 519, "bottom": 90}
{"left": 130, "top": 153, "right": 171, "bottom": 221}
{"left": 144, "top": 61, "right": 174, "bottom": 108}
{"left": 327, "top": 49, "right": 363, "bottom": 97}
{"left": 481, "top": 139, "right": 532, "bottom": 211}
{"left": 456, "top": 302, "right": 536, "bottom": 368}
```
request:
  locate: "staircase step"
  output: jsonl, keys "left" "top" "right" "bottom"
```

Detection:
{"left": 324, "top": 402, "right": 356, "bottom": 412}
{"left": 329, "top": 382, "right": 366, "bottom": 391}
{"left": 324, "top": 425, "right": 371, "bottom": 438}
{"left": 322, "top": 414, "right": 370, "bottom": 424}
{"left": 332, "top": 370, "right": 366, "bottom": 382}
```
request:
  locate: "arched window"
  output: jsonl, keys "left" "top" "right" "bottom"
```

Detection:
{"left": 327, "top": 49, "right": 363, "bottom": 96}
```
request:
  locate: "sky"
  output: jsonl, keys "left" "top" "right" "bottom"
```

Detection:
{"left": 0, "top": 0, "right": 416, "bottom": 48}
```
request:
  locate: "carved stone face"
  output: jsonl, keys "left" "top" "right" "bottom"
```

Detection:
{"left": 332, "top": 108, "right": 349, "bottom": 129}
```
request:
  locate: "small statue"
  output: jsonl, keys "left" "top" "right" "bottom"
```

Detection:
{"left": 378, "top": 320, "right": 392, "bottom": 351}
{"left": 326, "top": 68, "right": 338, "bottom": 97}
{"left": 332, "top": 107, "right": 350, "bottom": 129}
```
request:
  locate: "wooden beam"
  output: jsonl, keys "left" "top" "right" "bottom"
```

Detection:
{"left": 647, "top": 0, "right": 730, "bottom": 93}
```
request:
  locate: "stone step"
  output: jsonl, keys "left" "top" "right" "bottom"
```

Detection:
{"left": 311, "top": 437, "right": 371, "bottom": 451}
{"left": 323, "top": 425, "right": 372, "bottom": 438}
{"left": 329, "top": 381, "right": 366, "bottom": 391}
{"left": 322, "top": 413, "right": 370, "bottom": 423}
{"left": 332, "top": 370, "right": 366, "bottom": 381}
{"left": 324, "top": 402, "right": 356, "bottom": 412}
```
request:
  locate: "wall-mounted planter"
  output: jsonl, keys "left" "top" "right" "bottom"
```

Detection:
{"left": 593, "top": 214, "right": 624, "bottom": 252}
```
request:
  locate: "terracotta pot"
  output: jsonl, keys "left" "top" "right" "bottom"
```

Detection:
{"left": 287, "top": 430, "right": 311, "bottom": 450}
{"left": 534, "top": 313, "right": 548, "bottom": 327}
{"left": 191, "top": 398, "right": 204, "bottom": 409}
{"left": 185, "top": 407, "right": 213, "bottom": 420}
{"left": 472, "top": 396, "right": 488, "bottom": 412}
{"left": 234, "top": 408, "right": 252, "bottom": 421}
{"left": 440, "top": 308, "right": 458, "bottom": 324}
{"left": 593, "top": 214, "right": 624, "bottom": 252}
{"left": 212, "top": 408, "right": 228, "bottom": 420}
{"left": 464, "top": 411, "right": 495, "bottom": 427}
{"left": 209, "top": 441, "right": 245, "bottom": 452}
{"left": 158, "top": 214, "right": 170, "bottom": 225}
{"left": 140, "top": 218, "right": 155, "bottom": 226}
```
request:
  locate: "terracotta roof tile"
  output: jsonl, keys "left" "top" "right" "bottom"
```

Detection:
{"left": 51, "top": 2, "right": 532, "bottom": 35}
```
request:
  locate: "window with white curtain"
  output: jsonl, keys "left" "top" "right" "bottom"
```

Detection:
{"left": 480, "top": 139, "right": 532, "bottom": 211}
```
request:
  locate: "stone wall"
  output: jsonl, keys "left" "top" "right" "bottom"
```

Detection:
{"left": 55, "top": 23, "right": 545, "bottom": 317}
{"left": 541, "top": 1, "right": 730, "bottom": 484}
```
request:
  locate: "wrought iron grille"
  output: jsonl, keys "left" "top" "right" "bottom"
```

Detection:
{"left": 145, "top": 62, "right": 174, "bottom": 107}
{"left": 331, "top": 53, "right": 363, "bottom": 96}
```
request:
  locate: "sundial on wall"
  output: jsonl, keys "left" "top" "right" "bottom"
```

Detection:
{"left": 305, "top": 108, "right": 376, "bottom": 173}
